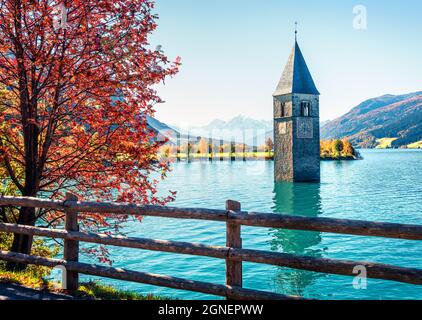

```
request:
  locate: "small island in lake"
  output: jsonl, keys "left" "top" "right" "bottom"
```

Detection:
{"left": 320, "top": 139, "right": 362, "bottom": 161}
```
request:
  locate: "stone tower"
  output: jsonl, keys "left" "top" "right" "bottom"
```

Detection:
{"left": 273, "top": 39, "right": 320, "bottom": 182}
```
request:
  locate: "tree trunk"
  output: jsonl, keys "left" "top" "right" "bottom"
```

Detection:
{"left": 6, "top": 206, "right": 36, "bottom": 271}
{"left": 5, "top": 2, "right": 41, "bottom": 272}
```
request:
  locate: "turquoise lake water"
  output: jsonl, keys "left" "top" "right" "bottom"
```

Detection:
{"left": 80, "top": 149, "right": 422, "bottom": 300}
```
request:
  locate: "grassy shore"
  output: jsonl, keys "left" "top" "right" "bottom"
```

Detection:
{"left": 0, "top": 235, "right": 169, "bottom": 300}
{"left": 375, "top": 137, "right": 422, "bottom": 149}
{"left": 164, "top": 152, "right": 274, "bottom": 160}
{"left": 161, "top": 151, "right": 361, "bottom": 161}
{"left": 0, "top": 266, "right": 169, "bottom": 300}
{"left": 407, "top": 140, "right": 422, "bottom": 149}
{"left": 376, "top": 138, "right": 399, "bottom": 149}
{"left": 320, "top": 154, "right": 360, "bottom": 161}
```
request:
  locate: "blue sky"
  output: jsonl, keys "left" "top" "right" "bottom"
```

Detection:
{"left": 151, "top": 0, "right": 422, "bottom": 126}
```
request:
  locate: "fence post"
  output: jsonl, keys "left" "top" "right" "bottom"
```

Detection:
{"left": 64, "top": 192, "right": 79, "bottom": 291}
{"left": 226, "top": 200, "right": 242, "bottom": 296}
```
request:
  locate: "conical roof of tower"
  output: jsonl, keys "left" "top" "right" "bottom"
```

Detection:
{"left": 273, "top": 41, "right": 320, "bottom": 96}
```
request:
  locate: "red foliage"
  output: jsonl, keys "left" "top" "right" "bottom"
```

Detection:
{"left": 0, "top": 0, "right": 180, "bottom": 257}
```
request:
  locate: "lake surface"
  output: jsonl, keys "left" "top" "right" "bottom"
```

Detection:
{"left": 81, "top": 149, "right": 422, "bottom": 300}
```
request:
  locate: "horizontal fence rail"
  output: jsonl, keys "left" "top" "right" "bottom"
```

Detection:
{"left": 1, "top": 196, "right": 421, "bottom": 240}
{"left": 0, "top": 251, "right": 293, "bottom": 300}
{"left": 0, "top": 222, "right": 420, "bottom": 285}
{"left": 0, "top": 195, "right": 421, "bottom": 300}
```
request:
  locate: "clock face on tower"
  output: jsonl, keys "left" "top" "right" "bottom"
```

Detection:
{"left": 297, "top": 118, "right": 313, "bottom": 139}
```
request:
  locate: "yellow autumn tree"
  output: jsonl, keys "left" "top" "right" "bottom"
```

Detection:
{"left": 332, "top": 139, "right": 344, "bottom": 155}
{"left": 160, "top": 144, "right": 171, "bottom": 158}
{"left": 0, "top": 85, "right": 21, "bottom": 233}
{"left": 320, "top": 139, "right": 356, "bottom": 159}
{"left": 0, "top": 84, "right": 21, "bottom": 197}
{"left": 265, "top": 138, "right": 274, "bottom": 152}
{"left": 198, "top": 138, "right": 209, "bottom": 154}
{"left": 342, "top": 139, "right": 355, "bottom": 157}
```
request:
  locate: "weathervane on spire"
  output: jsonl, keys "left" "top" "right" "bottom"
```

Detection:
{"left": 295, "top": 21, "right": 298, "bottom": 41}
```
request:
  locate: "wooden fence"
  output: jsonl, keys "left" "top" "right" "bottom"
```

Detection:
{"left": 0, "top": 194, "right": 421, "bottom": 300}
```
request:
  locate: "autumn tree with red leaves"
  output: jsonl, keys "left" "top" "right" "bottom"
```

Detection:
{"left": 0, "top": 0, "right": 179, "bottom": 270}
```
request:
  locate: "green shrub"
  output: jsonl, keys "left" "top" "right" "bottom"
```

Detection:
{"left": 0, "top": 232, "right": 59, "bottom": 280}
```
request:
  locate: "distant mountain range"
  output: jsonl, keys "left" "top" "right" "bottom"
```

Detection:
{"left": 146, "top": 116, "right": 184, "bottom": 144}
{"left": 170, "top": 115, "right": 273, "bottom": 146}
{"left": 147, "top": 116, "right": 253, "bottom": 146}
{"left": 150, "top": 91, "right": 422, "bottom": 149}
{"left": 321, "top": 91, "right": 422, "bottom": 148}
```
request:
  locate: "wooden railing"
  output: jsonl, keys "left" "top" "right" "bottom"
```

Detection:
{"left": 0, "top": 194, "right": 421, "bottom": 300}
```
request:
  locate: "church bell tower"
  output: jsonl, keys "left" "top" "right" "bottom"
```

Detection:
{"left": 273, "top": 32, "right": 320, "bottom": 182}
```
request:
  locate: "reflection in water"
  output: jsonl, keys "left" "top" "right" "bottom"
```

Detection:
{"left": 270, "top": 182, "right": 325, "bottom": 297}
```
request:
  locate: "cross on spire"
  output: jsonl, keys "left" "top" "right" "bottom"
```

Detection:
{"left": 295, "top": 21, "right": 298, "bottom": 42}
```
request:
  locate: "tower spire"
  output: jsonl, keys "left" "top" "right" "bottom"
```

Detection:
{"left": 273, "top": 33, "right": 320, "bottom": 96}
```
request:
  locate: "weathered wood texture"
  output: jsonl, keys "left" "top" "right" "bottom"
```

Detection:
{"left": 229, "top": 212, "right": 422, "bottom": 241}
{"left": 0, "top": 250, "right": 301, "bottom": 300}
{"left": 0, "top": 223, "right": 229, "bottom": 259}
{"left": 0, "top": 195, "right": 422, "bottom": 300}
{"left": 231, "top": 249, "right": 422, "bottom": 285}
{"left": 1, "top": 196, "right": 421, "bottom": 240}
{"left": 0, "top": 196, "right": 64, "bottom": 210}
{"left": 63, "top": 193, "right": 79, "bottom": 290}
{"left": 226, "top": 200, "right": 242, "bottom": 289}
{"left": 0, "top": 222, "right": 421, "bottom": 285}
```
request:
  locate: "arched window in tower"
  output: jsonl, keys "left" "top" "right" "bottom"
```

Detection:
{"left": 281, "top": 103, "right": 286, "bottom": 117}
{"left": 275, "top": 100, "right": 287, "bottom": 118}
{"left": 301, "top": 101, "right": 312, "bottom": 117}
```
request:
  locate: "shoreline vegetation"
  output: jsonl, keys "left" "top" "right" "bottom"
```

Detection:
{"left": 159, "top": 138, "right": 362, "bottom": 161}
{"left": 0, "top": 233, "right": 169, "bottom": 300}
{"left": 0, "top": 265, "right": 170, "bottom": 300}
{"left": 376, "top": 137, "right": 422, "bottom": 149}
{"left": 320, "top": 139, "right": 362, "bottom": 161}
{"left": 0, "top": 270, "right": 169, "bottom": 300}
